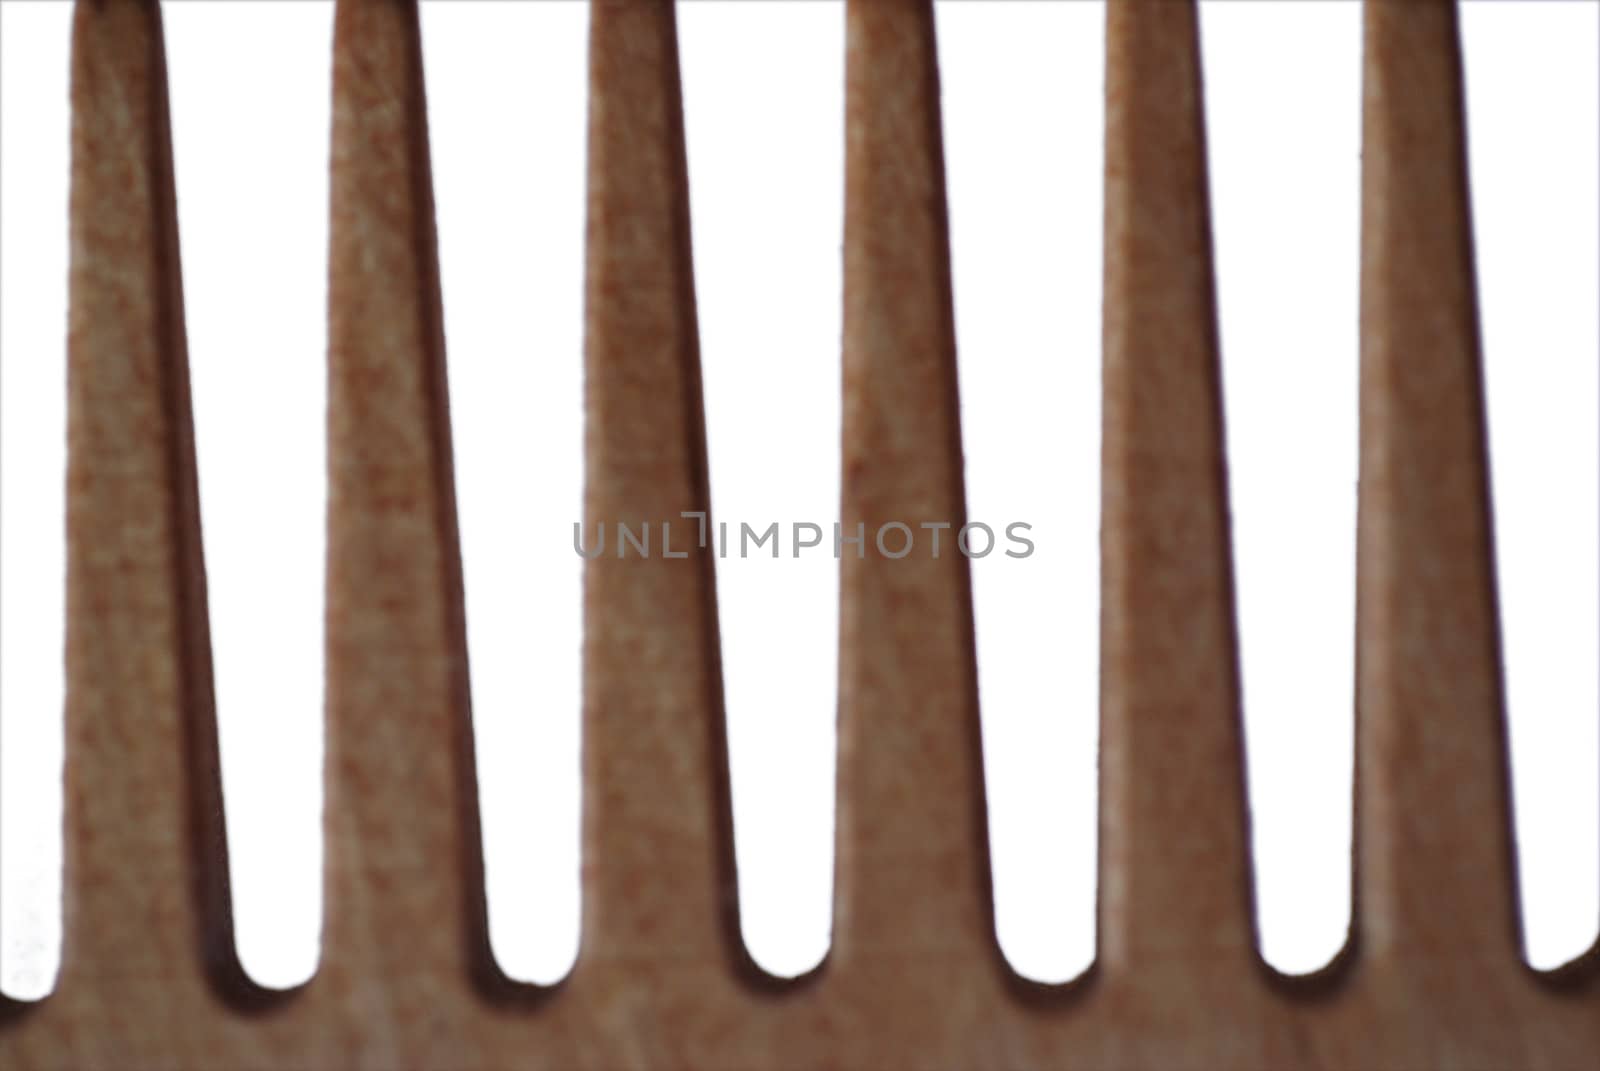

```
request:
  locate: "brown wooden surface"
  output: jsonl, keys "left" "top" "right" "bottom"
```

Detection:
{"left": 2, "top": 0, "right": 1596, "bottom": 1067}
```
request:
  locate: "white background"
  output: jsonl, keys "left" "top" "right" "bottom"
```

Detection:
{"left": 1, "top": 0, "right": 1596, "bottom": 998}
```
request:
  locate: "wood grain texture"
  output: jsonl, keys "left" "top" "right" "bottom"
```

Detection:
{"left": 1, "top": 0, "right": 1596, "bottom": 1067}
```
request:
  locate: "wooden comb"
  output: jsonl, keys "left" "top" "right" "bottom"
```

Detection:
{"left": 1, "top": 0, "right": 1595, "bottom": 1067}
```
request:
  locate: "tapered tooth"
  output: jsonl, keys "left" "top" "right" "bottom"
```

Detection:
{"left": 1098, "top": 0, "right": 1256, "bottom": 974}
{"left": 58, "top": 0, "right": 238, "bottom": 1000}
{"left": 832, "top": 0, "right": 994, "bottom": 972}
{"left": 578, "top": 0, "right": 735, "bottom": 970}
{"left": 320, "top": 0, "right": 491, "bottom": 998}
{"left": 1356, "top": 0, "right": 1519, "bottom": 964}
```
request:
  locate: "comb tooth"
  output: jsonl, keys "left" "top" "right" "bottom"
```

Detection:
{"left": 1356, "top": 0, "right": 1520, "bottom": 964}
{"left": 57, "top": 0, "right": 235, "bottom": 999}
{"left": 831, "top": 0, "right": 995, "bottom": 974}
{"left": 577, "top": 0, "right": 734, "bottom": 969}
{"left": 1098, "top": 0, "right": 1256, "bottom": 975}
{"left": 320, "top": 0, "right": 490, "bottom": 994}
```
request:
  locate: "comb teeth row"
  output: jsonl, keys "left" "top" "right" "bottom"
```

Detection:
{"left": 1, "top": 1, "right": 1596, "bottom": 1069}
